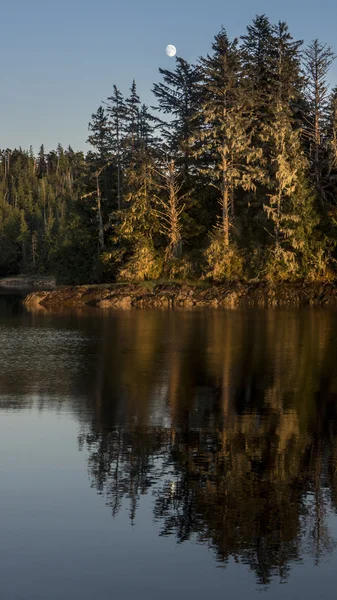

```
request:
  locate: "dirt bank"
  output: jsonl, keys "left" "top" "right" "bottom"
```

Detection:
{"left": 21, "top": 281, "right": 337, "bottom": 309}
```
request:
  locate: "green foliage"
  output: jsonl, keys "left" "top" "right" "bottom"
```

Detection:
{"left": 204, "top": 231, "right": 244, "bottom": 282}
{"left": 163, "top": 250, "right": 203, "bottom": 281}
{"left": 263, "top": 246, "right": 300, "bottom": 282}
{"left": 49, "top": 215, "right": 96, "bottom": 285}
{"left": 305, "top": 247, "right": 336, "bottom": 281}
{"left": 118, "top": 239, "right": 163, "bottom": 282}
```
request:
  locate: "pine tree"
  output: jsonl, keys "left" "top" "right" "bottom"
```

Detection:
{"left": 31, "top": 231, "right": 38, "bottom": 270}
{"left": 121, "top": 156, "right": 160, "bottom": 243}
{"left": 105, "top": 86, "right": 126, "bottom": 211}
{"left": 125, "top": 80, "right": 141, "bottom": 156}
{"left": 241, "top": 15, "right": 276, "bottom": 123}
{"left": 327, "top": 88, "right": 337, "bottom": 186}
{"left": 156, "top": 160, "right": 185, "bottom": 262}
{"left": 262, "top": 104, "right": 318, "bottom": 279}
{"left": 303, "top": 40, "right": 336, "bottom": 202}
{"left": 152, "top": 57, "right": 202, "bottom": 176}
{"left": 196, "top": 29, "right": 258, "bottom": 248}
{"left": 37, "top": 144, "right": 47, "bottom": 178}
{"left": 87, "top": 105, "right": 110, "bottom": 162}
{"left": 272, "top": 21, "right": 304, "bottom": 112}
{"left": 118, "top": 153, "right": 162, "bottom": 282}
{"left": 18, "top": 209, "right": 29, "bottom": 269}
{"left": 240, "top": 17, "right": 306, "bottom": 252}
{"left": 138, "top": 104, "right": 158, "bottom": 151}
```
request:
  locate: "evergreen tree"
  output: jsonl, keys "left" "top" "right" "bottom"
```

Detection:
{"left": 118, "top": 151, "right": 162, "bottom": 281}
{"left": 241, "top": 15, "right": 276, "bottom": 122}
{"left": 196, "top": 29, "right": 257, "bottom": 247}
{"left": 262, "top": 104, "right": 319, "bottom": 280}
{"left": 138, "top": 104, "right": 158, "bottom": 150}
{"left": 152, "top": 57, "right": 202, "bottom": 176}
{"left": 125, "top": 80, "right": 141, "bottom": 156}
{"left": 105, "top": 85, "right": 126, "bottom": 210}
{"left": 327, "top": 87, "right": 337, "bottom": 191}
{"left": 303, "top": 40, "right": 335, "bottom": 202}
{"left": 157, "top": 160, "right": 185, "bottom": 262}
{"left": 87, "top": 105, "right": 110, "bottom": 162}
{"left": 37, "top": 144, "right": 47, "bottom": 178}
{"left": 18, "top": 209, "right": 29, "bottom": 269}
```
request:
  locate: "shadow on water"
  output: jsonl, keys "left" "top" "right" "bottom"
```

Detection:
{"left": 2, "top": 300, "right": 337, "bottom": 586}
{"left": 0, "top": 291, "right": 26, "bottom": 317}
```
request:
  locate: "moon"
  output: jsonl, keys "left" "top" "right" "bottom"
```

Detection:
{"left": 166, "top": 44, "right": 177, "bottom": 58}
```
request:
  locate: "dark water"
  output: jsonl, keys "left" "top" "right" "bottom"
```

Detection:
{"left": 1, "top": 295, "right": 337, "bottom": 599}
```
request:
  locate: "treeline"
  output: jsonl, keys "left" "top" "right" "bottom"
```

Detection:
{"left": 1, "top": 14, "right": 337, "bottom": 284}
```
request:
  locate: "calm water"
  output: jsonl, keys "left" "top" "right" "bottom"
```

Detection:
{"left": 1, "top": 294, "right": 337, "bottom": 599}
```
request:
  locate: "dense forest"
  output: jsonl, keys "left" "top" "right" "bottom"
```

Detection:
{"left": 1, "top": 14, "right": 337, "bottom": 284}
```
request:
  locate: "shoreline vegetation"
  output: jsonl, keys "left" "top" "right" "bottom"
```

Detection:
{"left": 2, "top": 16, "right": 337, "bottom": 291}
{"left": 22, "top": 281, "right": 337, "bottom": 309}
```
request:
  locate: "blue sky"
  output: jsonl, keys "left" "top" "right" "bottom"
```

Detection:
{"left": 1, "top": 0, "right": 337, "bottom": 152}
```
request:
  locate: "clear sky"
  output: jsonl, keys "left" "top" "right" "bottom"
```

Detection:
{"left": 1, "top": 0, "right": 337, "bottom": 153}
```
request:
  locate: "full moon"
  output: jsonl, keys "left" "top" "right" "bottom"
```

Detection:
{"left": 166, "top": 44, "right": 177, "bottom": 57}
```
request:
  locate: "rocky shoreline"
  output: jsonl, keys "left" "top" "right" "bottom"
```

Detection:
{"left": 21, "top": 281, "right": 337, "bottom": 309}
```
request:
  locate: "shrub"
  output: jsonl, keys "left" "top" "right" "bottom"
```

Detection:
{"left": 118, "top": 239, "right": 163, "bottom": 282}
{"left": 203, "top": 233, "right": 244, "bottom": 282}
{"left": 263, "top": 246, "right": 299, "bottom": 282}
{"left": 163, "top": 249, "right": 203, "bottom": 281}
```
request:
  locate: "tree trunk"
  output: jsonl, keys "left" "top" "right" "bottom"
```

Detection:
{"left": 117, "top": 155, "right": 121, "bottom": 212}
{"left": 96, "top": 175, "right": 105, "bottom": 249}
{"left": 223, "top": 187, "right": 229, "bottom": 247}
{"left": 164, "top": 161, "right": 183, "bottom": 261}
{"left": 314, "top": 109, "right": 321, "bottom": 191}
{"left": 32, "top": 232, "right": 37, "bottom": 269}
{"left": 222, "top": 157, "right": 229, "bottom": 247}
{"left": 116, "top": 113, "right": 121, "bottom": 211}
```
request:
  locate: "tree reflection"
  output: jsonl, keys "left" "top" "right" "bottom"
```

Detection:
{"left": 2, "top": 305, "right": 337, "bottom": 585}
{"left": 77, "top": 309, "right": 337, "bottom": 585}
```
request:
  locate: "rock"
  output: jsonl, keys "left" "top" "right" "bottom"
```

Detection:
{"left": 20, "top": 281, "right": 337, "bottom": 310}
{"left": 97, "top": 299, "right": 115, "bottom": 308}
{"left": 115, "top": 296, "right": 133, "bottom": 309}
{"left": 22, "top": 291, "right": 50, "bottom": 307}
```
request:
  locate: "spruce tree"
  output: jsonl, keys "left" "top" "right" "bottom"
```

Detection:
{"left": 152, "top": 57, "right": 202, "bottom": 176}
{"left": 118, "top": 150, "right": 162, "bottom": 281}
{"left": 156, "top": 160, "right": 185, "bottom": 262}
{"left": 303, "top": 40, "right": 335, "bottom": 202}
{"left": 327, "top": 88, "right": 337, "bottom": 189}
{"left": 125, "top": 80, "right": 141, "bottom": 156}
{"left": 196, "top": 28, "right": 258, "bottom": 280}
{"left": 37, "top": 145, "right": 47, "bottom": 178}
{"left": 138, "top": 104, "right": 159, "bottom": 151}
{"left": 18, "top": 209, "right": 29, "bottom": 269}
{"left": 241, "top": 15, "right": 276, "bottom": 123}
{"left": 105, "top": 85, "right": 126, "bottom": 211}
{"left": 262, "top": 104, "right": 318, "bottom": 279}
{"left": 87, "top": 105, "right": 110, "bottom": 162}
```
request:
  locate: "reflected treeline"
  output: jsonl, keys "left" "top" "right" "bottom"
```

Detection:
{"left": 2, "top": 306, "right": 337, "bottom": 584}
{"left": 75, "top": 309, "right": 337, "bottom": 585}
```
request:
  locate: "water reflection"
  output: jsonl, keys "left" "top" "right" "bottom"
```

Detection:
{"left": 3, "top": 305, "right": 337, "bottom": 586}
{"left": 75, "top": 309, "right": 337, "bottom": 585}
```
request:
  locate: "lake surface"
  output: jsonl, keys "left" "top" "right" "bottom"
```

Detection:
{"left": 1, "top": 294, "right": 337, "bottom": 599}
